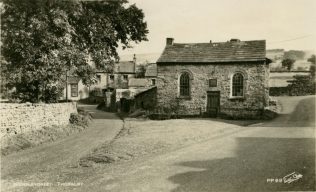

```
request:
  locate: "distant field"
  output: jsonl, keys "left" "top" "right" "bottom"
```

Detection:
{"left": 270, "top": 59, "right": 311, "bottom": 71}
{"left": 293, "top": 60, "right": 312, "bottom": 70}
{"left": 269, "top": 71, "right": 310, "bottom": 87}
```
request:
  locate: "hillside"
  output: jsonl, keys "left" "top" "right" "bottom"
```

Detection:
{"left": 267, "top": 49, "right": 314, "bottom": 71}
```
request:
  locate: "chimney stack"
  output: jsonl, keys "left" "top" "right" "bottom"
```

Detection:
{"left": 133, "top": 54, "right": 136, "bottom": 73}
{"left": 230, "top": 38, "right": 240, "bottom": 43}
{"left": 166, "top": 37, "right": 174, "bottom": 46}
{"left": 133, "top": 54, "right": 136, "bottom": 64}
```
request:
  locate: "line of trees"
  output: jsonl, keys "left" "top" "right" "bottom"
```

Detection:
{"left": 1, "top": 0, "right": 148, "bottom": 103}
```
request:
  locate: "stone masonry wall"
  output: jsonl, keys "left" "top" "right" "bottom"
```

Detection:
{"left": 0, "top": 102, "right": 77, "bottom": 137}
{"left": 156, "top": 62, "right": 269, "bottom": 118}
{"left": 134, "top": 87, "right": 157, "bottom": 111}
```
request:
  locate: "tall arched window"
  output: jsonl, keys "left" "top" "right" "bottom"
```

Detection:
{"left": 232, "top": 73, "right": 244, "bottom": 97}
{"left": 180, "top": 73, "right": 190, "bottom": 96}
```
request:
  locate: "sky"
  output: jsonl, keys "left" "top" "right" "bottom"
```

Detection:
{"left": 118, "top": 0, "right": 316, "bottom": 56}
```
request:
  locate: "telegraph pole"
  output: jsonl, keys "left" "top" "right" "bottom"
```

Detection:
{"left": 66, "top": 70, "right": 68, "bottom": 102}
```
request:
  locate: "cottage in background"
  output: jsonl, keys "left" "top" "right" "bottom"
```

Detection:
{"left": 145, "top": 63, "right": 158, "bottom": 86}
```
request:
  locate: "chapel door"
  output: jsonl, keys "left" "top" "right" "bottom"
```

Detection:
{"left": 207, "top": 91, "right": 220, "bottom": 117}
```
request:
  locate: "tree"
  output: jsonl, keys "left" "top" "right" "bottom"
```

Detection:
{"left": 287, "top": 75, "right": 315, "bottom": 96}
{"left": 135, "top": 64, "right": 146, "bottom": 78}
{"left": 284, "top": 50, "right": 305, "bottom": 60}
{"left": 1, "top": 0, "right": 148, "bottom": 102}
{"left": 308, "top": 55, "right": 316, "bottom": 64}
{"left": 281, "top": 59, "right": 295, "bottom": 71}
{"left": 308, "top": 54, "right": 316, "bottom": 79}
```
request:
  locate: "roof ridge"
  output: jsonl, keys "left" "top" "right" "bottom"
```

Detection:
{"left": 157, "top": 39, "right": 266, "bottom": 63}
{"left": 172, "top": 40, "right": 266, "bottom": 45}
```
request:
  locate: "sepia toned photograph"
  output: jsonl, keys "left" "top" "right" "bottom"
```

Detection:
{"left": 0, "top": 0, "right": 315, "bottom": 191}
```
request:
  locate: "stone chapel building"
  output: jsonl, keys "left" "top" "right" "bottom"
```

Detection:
{"left": 156, "top": 38, "right": 271, "bottom": 119}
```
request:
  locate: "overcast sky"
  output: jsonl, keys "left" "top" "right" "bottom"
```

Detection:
{"left": 119, "top": 0, "right": 316, "bottom": 56}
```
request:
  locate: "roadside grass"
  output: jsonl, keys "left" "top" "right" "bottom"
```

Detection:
{"left": 1, "top": 124, "right": 86, "bottom": 156}
{"left": 79, "top": 118, "right": 255, "bottom": 167}
{"left": 1, "top": 108, "right": 92, "bottom": 156}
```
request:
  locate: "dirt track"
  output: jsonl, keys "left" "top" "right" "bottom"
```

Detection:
{"left": 1, "top": 106, "right": 123, "bottom": 190}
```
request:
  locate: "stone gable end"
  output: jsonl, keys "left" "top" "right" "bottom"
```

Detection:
{"left": 156, "top": 62, "right": 269, "bottom": 119}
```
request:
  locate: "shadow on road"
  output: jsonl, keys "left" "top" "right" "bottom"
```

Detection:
{"left": 89, "top": 111, "right": 119, "bottom": 119}
{"left": 78, "top": 104, "right": 119, "bottom": 119}
{"left": 192, "top": 118, "right": 262, "bottom": 127}
{"left": 169, "top": 137, "right": 315, "bottom": 191}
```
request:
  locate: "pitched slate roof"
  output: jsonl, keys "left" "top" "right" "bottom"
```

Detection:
{"left": 129, "top": 78, "right": 149, "bottom": 87}
{"left": 145, "top": 63, "right": 157, "bottom": 77}
{"left": 157, "top": 40, "right": 266, "bottom": 63}
{"left": 116, "top": 61, "right": 135, "bottom": 73}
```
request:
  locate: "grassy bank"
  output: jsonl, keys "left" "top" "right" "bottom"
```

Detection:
{"left": 1, "top": 108, "right": 92, "bottom": 156}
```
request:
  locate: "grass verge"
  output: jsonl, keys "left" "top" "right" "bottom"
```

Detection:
{"left": 1, "top": 108, "right": 92, "bottom": 156}
{"left": 79, "top": 118, "right": 255, "bottom": 167}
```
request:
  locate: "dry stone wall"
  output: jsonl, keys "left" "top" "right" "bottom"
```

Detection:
{"left": 0, "top": 102, "right": 77, "bottom": 137}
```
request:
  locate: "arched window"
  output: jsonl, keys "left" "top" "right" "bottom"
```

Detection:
{"left": 232, "top": 73, "right": 244, "bottom": 97}
{"left": 179, "top": 73, "right": 190, "bottom": 96}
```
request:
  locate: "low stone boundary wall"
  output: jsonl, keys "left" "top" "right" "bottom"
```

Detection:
{"left": 220, "top": 108, "right": 264, "bottom": 119}
{"left": 0, "top": 102, "right": 77, "bottom": 137}
{"left": 269, "top": 87, "right": 290, "bottom": 96}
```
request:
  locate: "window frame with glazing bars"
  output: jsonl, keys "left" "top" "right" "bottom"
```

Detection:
{"left": 179, "top": 73, "right": 190, "bottom": 98}
{"left": 231, "top": 73, "right": 244, "bottom": 97}
{"left": 70, "top": 83, "right": 78, "bottom": 97}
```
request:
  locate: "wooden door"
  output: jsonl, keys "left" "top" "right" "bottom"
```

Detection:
{"left": 207, "top": 91, "right": 220, "bottom": 117}
{"left": 120, "top": 98, "right": 130, "bottom": 113}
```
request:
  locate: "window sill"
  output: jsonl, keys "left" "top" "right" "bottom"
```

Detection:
{"left": 177, "top": 96, "right": 191, "bottom": 100}
{"left": 229, "top": 96, "right": 245, "bottom": 100}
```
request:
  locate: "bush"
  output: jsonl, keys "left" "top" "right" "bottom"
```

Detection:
{"left": 9, "top": 83, "right": 63, "bottom": 103}
{"left": 288, "top": 75, "right": 315, "bottom": 96}
{"left": 270, "top": 67, "right": 288, "bottom": 72}
{"left": 78, "top": 96, "right": 104, "bottom": 104}
{"left": 69, "top": 110, "right": 92, "bottom": 127}
{"left": 90, "top": 88, "right": 103, "bottom": 97}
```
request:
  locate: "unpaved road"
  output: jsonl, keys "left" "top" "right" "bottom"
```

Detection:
{"left": 1, "top": 105, "right": 123, "bottom": 190}
{"left": 1, "top": 96, "right": 315, "bottom": 192}
{"left": 73, "top": 96, "right": 315, "bottom": 192}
